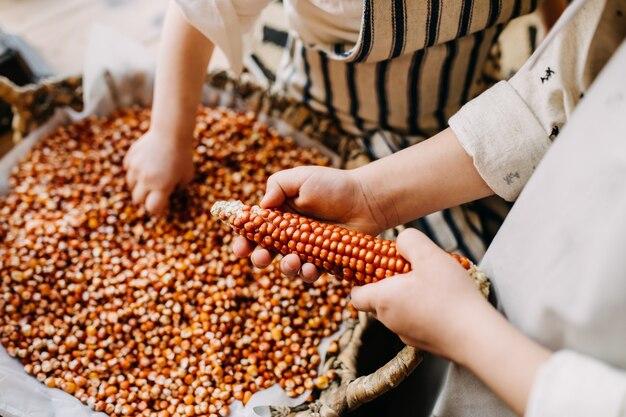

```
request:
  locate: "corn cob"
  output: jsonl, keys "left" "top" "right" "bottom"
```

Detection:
{"left": 212, "top": 200, "right": 489, "bottom": 294}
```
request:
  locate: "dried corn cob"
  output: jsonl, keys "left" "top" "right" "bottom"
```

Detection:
{"left": 212, "top": 200, "right": 489, "bottom": 295}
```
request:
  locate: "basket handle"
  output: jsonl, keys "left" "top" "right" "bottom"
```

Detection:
{"left": 343, "top": 264, "right": 489, "bottom": 411}
{"left": 345, "top": 344, "right": 423, "bottom": 410}
{"left": 269, "top": 313, "right": 423, "bottom": 417}
{"left": 271, "top": 266, "right": 489, "bottom": 417}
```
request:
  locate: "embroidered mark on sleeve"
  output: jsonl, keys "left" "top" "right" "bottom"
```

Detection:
{"left": 549, "top": 125, "right": 560, "bottom": 140}
{"left": 504, "top": 172, "right": 521, "bottom": 185}
{"left": 540, "top": 67, "right": 555, "bottom": 84}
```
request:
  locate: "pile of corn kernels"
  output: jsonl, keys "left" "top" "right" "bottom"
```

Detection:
{"left": 0, "top": 107, "right": 356, "bottom": 417}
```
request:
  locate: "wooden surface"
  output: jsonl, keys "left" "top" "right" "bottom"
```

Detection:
{"left": 0, "top": 0, "right": 229, "bottom": 77}
{"left": 0, "top": 0, "right": 231, "bottom": 157}
{"left": 0, "top": 0, "right": 543, "bottom": 84}
{"left": 0, "top": 0, "right": 543, "bottom": 160}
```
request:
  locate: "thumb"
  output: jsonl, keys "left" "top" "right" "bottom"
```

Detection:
{"left": 350, "top": 283, "right": 382, "bottom": 313}
{"left": 261, "top": 167, "right": 313, "bottom": 208}
{"left": 396, "top": 228, "right": 443, "bottom": 266}
{"left": 145, "top": 190, "right": 170, "bottom": 216}
{"left": 351, "top": 276, "right": 405, "bottom": 313}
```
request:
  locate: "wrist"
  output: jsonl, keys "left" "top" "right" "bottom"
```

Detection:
{"left": 348, "top": 167, "right": 397, "bottom": 233}
{"left": 147, "top": 120, "right": 195, "bottom": 148}
{"left": 447, "top": 298, "right": 552, "bottom": 415}
{"left": 443, "top": 299, "right": 503, "bottom": 365}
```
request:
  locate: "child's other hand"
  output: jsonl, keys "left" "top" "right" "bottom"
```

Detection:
{"left": 232, "top": 166, "right": 388, "bottom": 282}
{"left": 350, "top": 228, "right": 490, "bottom": 359}
{"left": 124, "top": 130, "right": 194, "bottom": 215}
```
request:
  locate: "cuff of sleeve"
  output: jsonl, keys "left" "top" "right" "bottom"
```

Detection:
{"left": 526, "top": 350, "right": 626, "bottom": 417}
{"left": 448, "top": 81, "right": 551, "bottom": 201}
{"left": 176, "top": 0, "right": 246, "bottom": 74}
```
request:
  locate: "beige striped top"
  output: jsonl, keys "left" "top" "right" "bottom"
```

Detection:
{"left": 176, "top": 0, "right": 537, "bottom": 142}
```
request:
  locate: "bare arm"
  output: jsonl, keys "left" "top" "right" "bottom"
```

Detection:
{"left": 235, "top": 128, "right": 494, "bottom": 279}
{"left": 352, "top": 127, "right": 494, "bottom": 231}
{"left": 454, "top": 294, "right": 552, "bottom": 414}
{"left": 150, "top": 1, "right": 215, "bottom": 141}
{"left": 124, "top": 1, "right": 215, "bottom": 215}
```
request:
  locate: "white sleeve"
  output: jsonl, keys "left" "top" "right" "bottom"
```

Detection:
{"left": 448, "top": 81, "right": 550, "bottom": 201}
{"left": 448, "top": 0, "right": 611, "bottom": 201}
{"left": 175, "top": 0, "right": 271, "bottom": 74}
{"left": 526, "top": 350, "right": 626, "bottom": 417}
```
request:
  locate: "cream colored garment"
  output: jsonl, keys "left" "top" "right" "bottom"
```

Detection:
{"left": 282, "top": 0, "right": 361, "bottom": 45}
{"left": 449, "top": 0, "right": 626, "bottom": 201}
{"left": 174, "top": 0, "right": 524, "bottom": 139}
{"left": 174, "top": 0, "right": 361, "bottom": 74}
{"left": 174, "top": 0, "right": 272, "bottom": 74}
{"left": 434, "top": 30, "right": 626, "bottom": 417}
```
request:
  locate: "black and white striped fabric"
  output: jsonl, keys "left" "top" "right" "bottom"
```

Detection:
{"left": 248, "top": 0, "right": 537, "bottom": 261}
{"left": 271, "top": 0, "right": 537, "bottom": 139}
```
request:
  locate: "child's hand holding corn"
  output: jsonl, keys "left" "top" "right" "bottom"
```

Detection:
{"left": 232, "top": 166, "right": 391, "bottom": 281}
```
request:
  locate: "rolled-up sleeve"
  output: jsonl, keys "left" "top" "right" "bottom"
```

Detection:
{"left": 526, "top": 350, "right": 626, "bottom": 417}
{"left": 448, "top": 0, "right": 616, "bottom": 201}
{"left": 175, "top": 0, "right": 271, "bottom": 73}
{"left": 448, "top": 81, "right": 550, "bottom": 201}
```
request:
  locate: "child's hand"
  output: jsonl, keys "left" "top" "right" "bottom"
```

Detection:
{"left": 232, "top": 166, "right": 390, "bottom": 281}
{"left": 124, "top": 130, "right": 194, "bottom": 215}
{"left": 350, "top": 228, "right": 490, "bottom": 359}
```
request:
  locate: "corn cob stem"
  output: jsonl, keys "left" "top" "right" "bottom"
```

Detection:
{"left": 212, "top": 200, "right": 489, "bottom": 294}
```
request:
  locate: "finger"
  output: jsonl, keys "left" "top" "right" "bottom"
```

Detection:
{"left": 123, "top": 146, "right": 135, "bottom": 170}
{"left": 145, "top": 190, "right": 170, "bottom": 216}
{"left": 299, "top": 263, "right": 320, "bottom": 283}
{"left": 396, "top": 228, "right": 443, "bottom": 265}
{"left": 350, "top": 274, "right": 406, "bottom": 312}
{"left": 350, "top": 284, "right": 378, "bottom": 313}
{"left": 398, "top": 335, "right": 416, "bottom": 347}
{"left": 126, "top": 169, "right": 138, "bottom": 191}
{"left": 251, "top": 247, "right": 273, "bottom": 269}
{"left": 280, "top": 254, "right": 302, "bottom": 277}
{"left": 123, "top": 153, "right": 131, "bottom": 170}
{"left": 232, "top": 236, "right": 256, "bottom": 258}
{"left": 260, "top": 167, "right": 312, "bottom": 208}
{"left": 132, "top": 183, "right": 150, "bottom": 206}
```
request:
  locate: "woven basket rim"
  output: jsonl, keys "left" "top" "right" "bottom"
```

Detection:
{"left": 0, "top": 70, "right": 440, "bottom": 416}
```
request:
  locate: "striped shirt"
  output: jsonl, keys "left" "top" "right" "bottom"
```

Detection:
{"left": 177, "top": 0, "right": 537, "bottom": 138}
{"left": 274, "top": 0, "right": 535, "bottom": 140}
{"left": 176, "top": 0, "right": 536, "bottom": 261}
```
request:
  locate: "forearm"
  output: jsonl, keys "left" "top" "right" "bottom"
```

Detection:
{"left": 150, "top": 1, "right": 215, "bottom": 141}
{"left": 353, "top": 128, "right": 494, "bottom": 229}
{"left": 452, "top": 301, "right": 552, "bottom": 416}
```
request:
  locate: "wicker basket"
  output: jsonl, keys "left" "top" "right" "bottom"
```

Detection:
{"left": 0, "top": 71, "right": 429, "bottom": 417}
{"left": 0, "top": 71, "right": 374, "bottom": 168}
{"left": 0, "top": 74, "right": 83, "bottom": 143}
